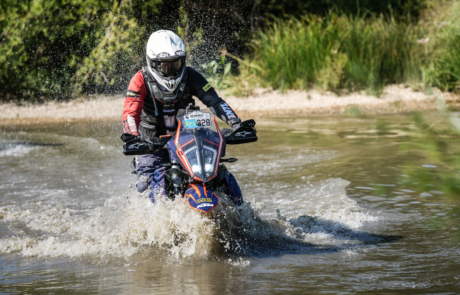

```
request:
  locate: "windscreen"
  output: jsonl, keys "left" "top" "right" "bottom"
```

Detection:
{"left": 174, "top": 110, "right": 223, "bottom": 182}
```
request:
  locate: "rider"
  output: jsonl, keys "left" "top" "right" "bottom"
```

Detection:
{"left": 122, "top": 30, "right": 243, "bottom": 206}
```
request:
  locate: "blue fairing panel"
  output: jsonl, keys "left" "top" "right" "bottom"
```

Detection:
{"left": 185, "top": 185, "right": 219, "bottom": 212}
{"left": 167, "top": 139, "right": 178, "bottom": 162}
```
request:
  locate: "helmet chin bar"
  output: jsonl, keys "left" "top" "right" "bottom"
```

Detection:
{"left": 148, "top": 64, "right": 185, "bottom": 96}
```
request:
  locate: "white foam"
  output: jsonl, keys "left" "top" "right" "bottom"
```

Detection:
{"left": 0, "top": 144, "right": 37, "bottom": 157}
{"left": 0, "top": 179, "right": 380, "bottom": 260}
{"left": 0, "top": 192, "right": 232, "bottom": 260}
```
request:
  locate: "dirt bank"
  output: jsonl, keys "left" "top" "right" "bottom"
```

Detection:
{"left": 1, "top": 85, "right": 458, "bottom": 125}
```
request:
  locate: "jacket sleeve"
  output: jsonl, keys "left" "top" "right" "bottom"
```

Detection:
{"left": 122, "top": 71, "right": 147, "bottom": 135}
{"left": 188, "top": 67, "right": 240, "bottom": 126}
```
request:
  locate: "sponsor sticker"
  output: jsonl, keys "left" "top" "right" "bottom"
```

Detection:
{"left": 185, "top": 119, "right": 198, "bottom": 129}
{"left": 221, "top": 103, "right": 237, "bottom": 119}
{"left": 197, "top": 203, "right": 213, "bottom": 209}
{"left": 203, "top": 83, "right": 212, "bottom": 92}
{"left": 196, "top": 198, "right": 212, "bottom": 203}
{"left": 126, "top": 90, "right": 139, "bottom": 98}
{"left": 186, "top": 111, "right": 208, "bottom": 118}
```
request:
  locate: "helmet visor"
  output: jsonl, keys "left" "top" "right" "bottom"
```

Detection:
{"left": 155, "top": 58, "right": 183, "bottom": 77}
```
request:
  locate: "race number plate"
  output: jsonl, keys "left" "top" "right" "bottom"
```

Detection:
{"left": 184, "top": 112, "right": 211, "bottom": 129}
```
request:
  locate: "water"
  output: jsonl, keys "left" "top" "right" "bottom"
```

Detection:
{"left": 1, "top": 113, "right": 460, "bottom": 294}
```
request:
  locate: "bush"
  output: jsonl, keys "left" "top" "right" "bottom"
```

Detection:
{"left": 431, "top": 1, "right": 460, "bottom": 92}
{"left": 0, "top": 0, "right": 436, "bottom": 101}
{"left": 240, "top": 1, "right": 460, "bottom": 95}
{"left": 242, "top": 14, "right": 430, "bottom": 95}
{"left": 0, "top": 0, "right": 161, "bottom": 101}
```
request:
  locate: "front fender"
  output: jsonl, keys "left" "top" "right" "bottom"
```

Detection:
{"left": 185, "top": 184, "right": 219, "bottom": 212}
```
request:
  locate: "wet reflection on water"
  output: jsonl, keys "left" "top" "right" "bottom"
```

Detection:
{"left": 0, "top": 113, "right": 459, "bottom": 294}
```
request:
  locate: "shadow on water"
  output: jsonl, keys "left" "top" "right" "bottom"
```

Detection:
{"left": 225, "top": 213, "right": 403, "bottom": 258}
{"left": 291, "top": 215, "right": 403, "bottom": 244}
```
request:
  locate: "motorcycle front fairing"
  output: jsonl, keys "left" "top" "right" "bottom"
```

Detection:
{"left": 166, "top": 110, "right": 223, "bottom": 212}
{"left": 167, "top": 110, "right": 224, "bottom": 182}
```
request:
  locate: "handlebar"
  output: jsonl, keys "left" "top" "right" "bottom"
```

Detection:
{"left": 121, "top": 118, "right": 257, "bottom": 155}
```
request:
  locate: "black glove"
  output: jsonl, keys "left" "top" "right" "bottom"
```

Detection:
{"left": 122, "top": 136, "right": 165, "bottom": 156}
{"left": 120, "top": 133, "right": 139, "bottom": 143}
{"left": 144, "top": 137, "right": 165, "bottom": 148}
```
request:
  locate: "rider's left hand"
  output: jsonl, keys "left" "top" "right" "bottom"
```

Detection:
{"left": 230, "top": 118, "right": 242, "bottom": 131}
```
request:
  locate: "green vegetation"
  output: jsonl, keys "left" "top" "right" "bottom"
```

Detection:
{"left": 201, "top": 57, "right": 233, "bottom": 90}
{"left": 0, "top": 0, "right": 163, "bottom": 100}
{"left": 398, "top": 112, "right": 460, "bottom": 241}
{"left": 0, "top": 0, "right": 455, "bottom": 101}
{"left": 235, "top": 1, "right": 460, "bottom": 96}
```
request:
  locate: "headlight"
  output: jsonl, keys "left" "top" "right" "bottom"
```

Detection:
{"left": 186, "top": 148, "right": 201, "bottom": 176}
{"left": 203, "top": 148, "right": 216, "bottom": 176}
{"left": 184, "top": 142, "right": 218, "bottom": 179}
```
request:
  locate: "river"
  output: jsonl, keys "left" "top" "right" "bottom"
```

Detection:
{"left": 1, "top": 112, "right": 459, "bottom": 294}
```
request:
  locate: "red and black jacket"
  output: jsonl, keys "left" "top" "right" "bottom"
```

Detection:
{"left": 122, "top": 67, "right": 238, "bottom": 137}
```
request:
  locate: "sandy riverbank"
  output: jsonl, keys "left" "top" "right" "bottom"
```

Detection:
{"left": 1, "top": 84, "right": 458, "bottom": 125}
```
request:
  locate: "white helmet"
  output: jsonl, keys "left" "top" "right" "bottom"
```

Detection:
{"left": 146, "top": 30, "right": 186, "bottom": 94}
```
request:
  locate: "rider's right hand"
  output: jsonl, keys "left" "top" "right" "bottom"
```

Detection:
{"left": 143, "top": 137, "right": 167, "bottom": 149}
{"left": 121, "top": 134, "right": 163, "bottom": 147}
{"left": 121, "top": 133, "right": 139, "bottom": 142}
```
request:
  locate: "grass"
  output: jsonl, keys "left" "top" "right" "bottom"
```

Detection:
{"left": 226, "top": 1, "right": 460, "bottom": 96}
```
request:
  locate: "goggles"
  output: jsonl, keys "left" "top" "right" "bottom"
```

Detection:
{"left": 150, "top": 58, "right": 184, "bottom": 77}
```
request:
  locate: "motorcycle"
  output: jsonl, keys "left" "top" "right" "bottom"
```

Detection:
{"left": 121, "top": 105, "right": 257, "bottom": 213}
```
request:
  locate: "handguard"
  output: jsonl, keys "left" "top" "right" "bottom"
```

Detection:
{"left": 223, "top": 119, "right": 258, "bottom": 145}
{"left": 121, "top": 133, "right": 167, "bottom": 155}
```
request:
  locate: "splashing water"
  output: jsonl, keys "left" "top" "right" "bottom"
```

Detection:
{"left": 0, "top": 142, "right": 38, "bottom": 157}
{"left": 0, "top": 178, "right": 380, "bottom": 262}
{"left": 0, "top": 192, "right": 218, "bottom": 261}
